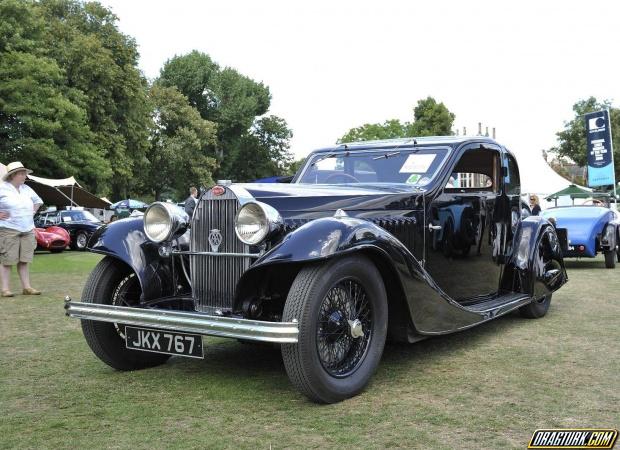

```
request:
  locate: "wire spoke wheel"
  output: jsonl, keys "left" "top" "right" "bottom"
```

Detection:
{"left": 316, "top": 278, "right": 373, "bottom": 377}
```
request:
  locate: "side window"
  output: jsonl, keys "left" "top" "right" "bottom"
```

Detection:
{"left": 504, "top": 153, "right": 520, "bottom": 195}
{"left": 445, "top": 148, "right": 499, "bottom": 193}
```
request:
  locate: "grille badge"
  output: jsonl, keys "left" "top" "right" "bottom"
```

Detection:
{"left": 208, "top": 229, "right": 223, "bottom": 252}
{"left": 212, "top": 186, "right": 226, "bottom": 196}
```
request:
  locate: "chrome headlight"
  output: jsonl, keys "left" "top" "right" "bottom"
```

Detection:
{"left": 144, "top": 202, "right": 189, "bottom": 243}
{"left": 235, "top": 202, "right": 282, "bottom": 245}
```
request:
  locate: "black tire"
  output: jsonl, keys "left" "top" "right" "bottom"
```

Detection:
{"left": 281, "top": 254, "right": 387, "bottom": 403}
{"left": 81, "top": 256, "right": 170, "bottom": 370}
{"left": 519, "top": 293, "right": 552, "bottom": 319}
{"left": 74, "top": 231, "right": 89, "bottom": 251}
{"left": 604, "top": 250, "right": 616, "bottom": 268}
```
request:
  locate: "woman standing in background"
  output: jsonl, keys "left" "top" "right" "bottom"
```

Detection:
{"left": 0, "top": 162, "right": 44, "bottom": 297}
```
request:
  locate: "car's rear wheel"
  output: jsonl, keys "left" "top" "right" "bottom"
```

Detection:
{"left": 74, "top": 231, "right": 89, "bottom": 251}
{"left": 519, "top": 293, "right": 552, "bottom": 318}
{"left": 81, "top": 256, "right": 170, "bottom": 370}
{"left": 281, "top": 254, "right": 387, "bottom": 403}
{"left": 604, "top": 250, "right": 616, "bottom": 268}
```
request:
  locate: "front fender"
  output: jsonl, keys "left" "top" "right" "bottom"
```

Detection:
{"left": 253, "top": 216, "right": 413, "bottom": 267}
{"left": 242, "top": 216, "right": 484, "bottom": 335}
{"left": 87, "top": 218, "right": 172, "bottom": 301}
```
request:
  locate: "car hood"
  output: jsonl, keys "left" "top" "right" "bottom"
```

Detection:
{"left": 541, "top": 207, "right": 611, "bottom": 241}
{"left": 234, "top": 183, "right": 424, "bottom": 218}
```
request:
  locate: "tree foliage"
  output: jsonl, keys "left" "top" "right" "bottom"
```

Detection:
{"left": 145, "top": 85, "right": 217, "bottom": 200}
{"left": 219, "top": 115, "right": 293, "bottom": 182}
{"left": 0, "top": 3, "right": 292, "bottom": 198}
{"left": 549, "top": 97, "right": 620, "bottom": 184}
{"left": 157, "top": 51, "right": 291, "bottom": 181}
{"left": 0, "top": 0, "right": 151, "bottom": 197}
{"left": 338, "top": 97, "right": 455, "bottom": 143}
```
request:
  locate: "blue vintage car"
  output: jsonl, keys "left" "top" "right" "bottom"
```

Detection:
{"left": 541, "top": 204, "right": 620, "bottom": 268}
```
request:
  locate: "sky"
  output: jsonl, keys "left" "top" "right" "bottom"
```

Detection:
{"left": 99, "top": 0, "right": 619, "bottom": 183}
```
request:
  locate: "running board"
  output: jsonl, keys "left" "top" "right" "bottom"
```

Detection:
{"left": 464, "top": 293, "right": 531, "bottom": 314}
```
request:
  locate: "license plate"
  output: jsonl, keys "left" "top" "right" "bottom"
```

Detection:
{"left": 125, "top": 326, "right": 204, "bottom": 359}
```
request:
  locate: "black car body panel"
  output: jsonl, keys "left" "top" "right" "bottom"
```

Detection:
{"left": 83, "top": 137, "right": 567, "bottom": 336}
{"left": 68, "top": 136, "right": 568, "bottom": 402}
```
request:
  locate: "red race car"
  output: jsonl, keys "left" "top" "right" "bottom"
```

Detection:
{"left": 35, "top": 226, "right": 70, "bottom": 253}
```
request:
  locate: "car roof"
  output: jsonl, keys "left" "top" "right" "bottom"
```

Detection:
{"left": 312, "top": 136, "right": 501, "bottom": 154}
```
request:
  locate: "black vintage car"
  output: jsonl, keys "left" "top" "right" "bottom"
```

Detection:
{"left": 35, "top": 209, "right": 102, "bottom": 250}
{"left": 65, "top": 137, "right": 568, "bottom": 403}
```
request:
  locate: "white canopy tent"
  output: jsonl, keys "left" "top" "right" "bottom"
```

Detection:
{"left": 511, "top": 151, "right": 590, "bottom": 209}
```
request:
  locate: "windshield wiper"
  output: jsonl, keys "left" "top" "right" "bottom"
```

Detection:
{"left": 372, "top": 151, "right": 401, "bottom": 160}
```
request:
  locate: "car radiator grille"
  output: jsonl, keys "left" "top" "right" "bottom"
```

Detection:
{"left": 190, "top": 189, "right": 250, "bottom": 313}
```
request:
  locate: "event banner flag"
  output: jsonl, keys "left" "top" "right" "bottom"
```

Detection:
{"left": 585, "top": 110, "right": 615, "bottom": 187}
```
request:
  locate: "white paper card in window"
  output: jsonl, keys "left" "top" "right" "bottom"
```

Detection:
{"left": 399, "top": 154, "right": 436, "bottom": 173}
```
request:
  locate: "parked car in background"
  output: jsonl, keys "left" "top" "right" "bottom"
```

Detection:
{"left": 35, "top": 209, "right": 102, "bottom": 250}
{"left": 34, "top": 226, "right": 70, "bottom": 253}
{"left": 541, "top": 198, "right": 620, "bottom": 268}
{"left": 65, "top": 136, "right": 568, "bottom": 403}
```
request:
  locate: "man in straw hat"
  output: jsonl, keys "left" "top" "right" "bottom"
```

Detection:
{"left": 0, "top": 162, "right": 44, "bottom": 297}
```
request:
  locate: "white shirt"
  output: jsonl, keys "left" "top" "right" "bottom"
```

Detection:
{"left": 0, "top": 182, "right": 43, "bottom": 232}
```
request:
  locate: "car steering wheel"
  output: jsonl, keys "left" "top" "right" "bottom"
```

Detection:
{"left": 324, "top": 172, "right": 360, "bottom": 183}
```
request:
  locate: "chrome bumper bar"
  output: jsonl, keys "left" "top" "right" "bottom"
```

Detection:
{"left": 64, "top": 298, "right": 299, "bottom": 343}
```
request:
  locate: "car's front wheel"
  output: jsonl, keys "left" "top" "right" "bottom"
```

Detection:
{"left": 81, "top": 256, "right": 170, "bottom": 370}
{"left": 281, "top": 254, "right": 387, "bottom": 403}
{"left": 604, "top": 250, "right": 616, "bottom": 269}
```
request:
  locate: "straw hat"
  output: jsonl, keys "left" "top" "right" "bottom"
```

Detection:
{"left": 3, "top": 161, "right": 32, "bottom": 181}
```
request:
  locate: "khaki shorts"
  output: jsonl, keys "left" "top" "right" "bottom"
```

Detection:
{"left": 0, "top": 228, "right": 36, "bottom": 265}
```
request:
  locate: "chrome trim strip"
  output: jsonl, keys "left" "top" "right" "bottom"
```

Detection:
{"left": 174, "top": 250, "right": 261, "bottom": 257}
{"left": 65, "top": 300, "right": 299, "bottom": 343}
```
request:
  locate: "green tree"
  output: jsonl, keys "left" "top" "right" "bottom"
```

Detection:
{"left": 157, "top": 51, "right": 271, "bottom": 169}
{"left": 338, "top": 119, "right": 408, "bottom": 143}
{"left": 549, "top": 97, "right": 620, "bottom": 183}
{"left": 407, "top": 97, "right": 456, "bottom": 136}
{"left": 145, "top": 85, "right": 217, "bottom": 200}
{"left": 219, "top": 115, "right": 293, "bottom": 182}
{"left": 37, "top": 0, "right": 151, "bottom": 198}
{"left": 0, "top": 0, "right": 109, "bottom": 184}
{"left": 338, "top": 97, "right": 455, "bottom": 143}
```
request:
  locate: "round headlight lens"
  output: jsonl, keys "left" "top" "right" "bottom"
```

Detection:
{"left": 144, "top": 202, "right": 189, "bottom": 243}
{"left": 235, "top": 203, "right": 269, "bottom": 245}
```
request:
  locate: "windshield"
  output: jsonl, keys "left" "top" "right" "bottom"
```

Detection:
{"left": 297, "top": 147, "right": 449, "bottom": 186}
{"left": 61, "top": 210, "right": 100, "bottom": 222}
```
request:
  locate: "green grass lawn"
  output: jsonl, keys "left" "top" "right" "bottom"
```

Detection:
{"left": 1, "top": 252, "right": 618, "bottom": 449}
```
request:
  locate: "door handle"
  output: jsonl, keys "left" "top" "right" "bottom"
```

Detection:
{"left": 428, "top": 224, "right": 442, "bottom": 231}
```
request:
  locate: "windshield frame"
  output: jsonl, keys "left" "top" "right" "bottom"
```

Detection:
{"left": 294, "top": 146, "right": 451, "bottom": 188}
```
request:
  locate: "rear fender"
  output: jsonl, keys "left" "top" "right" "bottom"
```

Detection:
{"left": 505, "top": 216, "right": 567, "bottom": 297}
{"left": 87, "top": 218, "right": 174, "bottom": 301}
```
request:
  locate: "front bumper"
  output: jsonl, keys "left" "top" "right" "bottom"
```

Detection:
{"left": 64, "top": 298, "right": 299, "bottom": 343}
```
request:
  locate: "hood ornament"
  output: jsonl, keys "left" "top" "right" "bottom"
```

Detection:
{"left": 208, "top": 229, "right": 223, "bottom": 252}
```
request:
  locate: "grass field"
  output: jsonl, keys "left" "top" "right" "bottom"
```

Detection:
{"left": 1, "top": 252, "right": 618, "bottom": 449}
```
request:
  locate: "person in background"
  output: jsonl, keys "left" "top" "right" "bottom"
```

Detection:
{"left": 0, "top": 162, "right": 44, "bottom": 297}
{"left": 529, "top": 194, "right": 541, "bottom": 216}
{"left": 184, "top": 186, "right": 198, "bottom": 217}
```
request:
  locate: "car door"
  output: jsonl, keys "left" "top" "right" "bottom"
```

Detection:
{"left": 424, "top": 143, "right": 510, "bottom": 303}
